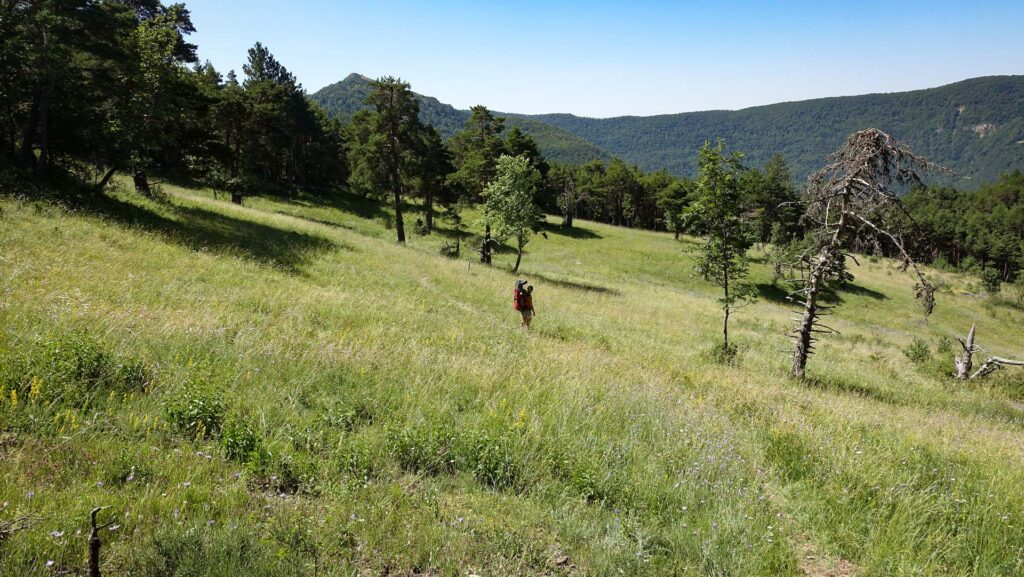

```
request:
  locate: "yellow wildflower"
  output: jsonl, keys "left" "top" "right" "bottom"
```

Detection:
{"left": 28, "top": 376, "right": 42, "bottom": 402}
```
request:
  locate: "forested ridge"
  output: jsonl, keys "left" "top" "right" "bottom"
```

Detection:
{"left": 314, "top": 72, "right": 1024, "bottom": 186}
{"left": 518, "top": 75, "right": 1024, "bottom": 185}
{"left": 312, "top": 73, "right": 614, "bottom": 165}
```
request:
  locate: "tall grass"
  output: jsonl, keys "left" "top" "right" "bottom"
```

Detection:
{"left": 1, "top": 181, "right": 1022, "bottom": 575}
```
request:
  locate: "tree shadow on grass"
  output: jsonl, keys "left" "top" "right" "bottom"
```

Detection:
{"left": 755, "top": 283, "right": 797, "bottom": 306}
{"left": 837, "top": 282, "right": 888, "bottom": 301}
{"left": 83, "top": 194, "right": 344, "bottom": 274}
{"left": 756, "top": 282, "right": 888, "bottom": 307}
{"left": 524, "top": 271, "right": 621, "bottom": 296}
{"left": 260, "top": 188, "right": 391, "bottom": 222}
{"left": 538, "top": 221, "right": 602, "bottom": 240}
{"left": 802, "top": 373, "right": 902, "bottom": 406}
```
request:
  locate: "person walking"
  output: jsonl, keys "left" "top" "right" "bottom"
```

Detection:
{"left": 520, "top": 285, "right": 535, "bottom": 330}
{"left": 513, "top": 280, "right": 536, "bottom": 330}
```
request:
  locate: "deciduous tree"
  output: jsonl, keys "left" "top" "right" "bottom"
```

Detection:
{"left": 482, "top": 154, "right": 542, "bottom": 273}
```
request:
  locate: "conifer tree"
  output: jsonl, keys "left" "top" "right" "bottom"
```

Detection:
{"left": 685, "top": 140, "right": 756, "bottom": 353}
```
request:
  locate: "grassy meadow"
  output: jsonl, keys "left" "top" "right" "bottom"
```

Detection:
{"left": 2, "top": 179, "right": 1024, "bottom": 576}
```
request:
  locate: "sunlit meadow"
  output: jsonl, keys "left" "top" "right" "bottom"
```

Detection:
{"left": 2, "top": 180, "right": 1023, "bottom": 576}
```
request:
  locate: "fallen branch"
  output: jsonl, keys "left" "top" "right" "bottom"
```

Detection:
{"left": 0, "top": 515, "right": 40, "bottom": 542}
{"left": 954, "top": 325, "right": 1024, "bottom": 380}
{"left": 971, "top": 356, "right": 1024, "bottom": 380}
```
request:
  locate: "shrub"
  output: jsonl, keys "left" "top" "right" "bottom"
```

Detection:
{"left": 221, "top": 417, "right": 262, "bottom": 461}
{"left": 902, "top": 337, "right": 930, "bottom": 364}
{"left": 709, "top": 342, "right": 739, "bottom": 365}
{"left": 321, "top": 399, "right": 374, "bottom": 432}
{"left": 549, "top": 452, "right": 620, "bottom": 504}
{"left": 167, "top": 381, "right": 224, "bottom": 439}
{"left": 337, "top": 434, "right": 378, "bottom": 482}
{"left": 247, "top": 449, "right": 312, "bottom": 494}
{"left": 2, "top": 332, "right": 151, "bottom": 410}
{"left": 981, "top": 268, "right": 1002, "bottom": 296}
{"left": 390, "top": 422, "right": 457, "bottom": 476}
{"left": 439, "top": 240, "right": 460, "bottom": 258}
{"left": 459, "top": 428, "right": 526, "bottom": 491}
{"left": 1010, "top": 279, "right": 1024, "bottom": 309}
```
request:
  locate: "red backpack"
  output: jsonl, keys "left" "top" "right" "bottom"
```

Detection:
{"left": 513, "top": 281, "right": 527, "bottom": 310}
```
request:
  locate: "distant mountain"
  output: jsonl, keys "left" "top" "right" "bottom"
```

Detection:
{"left": 312, "top": 74, "right": 613, "bottom": 165}
{"left": 513, "top": 76, "right": 1024, "bottom": 186}
{"left": 314, "top": 74, "right": 1024, "bottom": 186}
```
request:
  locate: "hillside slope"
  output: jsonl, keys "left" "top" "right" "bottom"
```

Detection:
{"left": 312, "top": 74, "right": 613, "bottom": 164}
{"left": 518, "top": 75, "right": 1024, "bottom": 185}
{"left": 316, "top": 74, "right": 1024, "bottom": 185}
{"left": 2, "top": 183, "right": 1024, "bottom": 575}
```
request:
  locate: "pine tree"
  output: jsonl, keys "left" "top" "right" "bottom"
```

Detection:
{"left": 685, "top": 140, "right": 756, "bottom": 354}
{"left": 351, "top": 76, "right": 423, "bottom": 243}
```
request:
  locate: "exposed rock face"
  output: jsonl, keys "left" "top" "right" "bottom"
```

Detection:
{"left": 971, "top": 123, "right": 997, "bottom": 138}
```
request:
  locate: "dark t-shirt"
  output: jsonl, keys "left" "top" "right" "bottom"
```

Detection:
{"left": 522, "top": 293, "right": 534, "bottom": 311}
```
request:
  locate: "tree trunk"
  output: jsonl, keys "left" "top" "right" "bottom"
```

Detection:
{"left": 792, "top": 261, "right": 824, "bottom": 379}
{"left": 481, "top": 224, "right": 492, "bottom": 264}
{"left": 792, "top": 193, "right": 849, "bottom": 378}
{"left": 95, "top": 165, "right": 117, "bottom": 192}
{"left": 674, "top": 229, "right": 680, "bottom": 241}
{"left": 393, "top": 189, "right": 405, "bottom": 243}
{"left": 955, "top": 324, "right": 976, "bottom": 380}
{"left": 132, "top": 171, "right": 151, "bottom": 196}
{"left": 513, "top": 237, "right": 523, "bottom": 273}
{"left": 231, "top": 192, "right": 243, "bottom": 205}
{"left": 88, "top": 508, "right": 103, "bottom": 577}
{"left": 424, "top": 187, "right": 433, "bottom": 232}
{"left": 35, "top": 81, "right": 51, "bottom": 177}
{"left": 19, "top": 96, "right": 38, "bottom": 168}
{"left": 972, "top": 356, "right": 1024, "bottom": 379}
{"left": 722, "top": 271, "right": 730, "bottom": 350}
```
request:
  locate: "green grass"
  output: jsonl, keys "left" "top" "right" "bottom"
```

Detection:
{"left": 1, "top": 179, "right": 1023, "bottom": 576}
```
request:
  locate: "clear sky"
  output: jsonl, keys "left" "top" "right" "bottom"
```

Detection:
{"left": 188, "top": 1, "right": 1024, "bottom": 118}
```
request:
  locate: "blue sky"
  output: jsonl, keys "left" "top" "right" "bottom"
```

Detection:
{"left": 189, "top": 1, "right": 1024, "bottom": 118}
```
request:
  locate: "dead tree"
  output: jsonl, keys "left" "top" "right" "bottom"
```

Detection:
{"left": 955, "top": 324, "right": 977, "bottom": 380}
{"left": 558, "top": 174, "right": 578, "bottom": 228}
{"left": 955, "top": 325, "right": 1024, "bottom": 379}
{"left": 789, "top": 129, "right": 948, "bottom": 379}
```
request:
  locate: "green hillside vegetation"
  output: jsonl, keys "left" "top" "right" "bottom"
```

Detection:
{"left": 312, "top": 74, "right": 613, "bottom": 165}
{"left": 314, "top": 73, "right": 1024, "bottom": 186}
{"left": 517, "top": 76, "right": 1024, "bottom": 186}
{"left": 3, "top": 179, "right": 1024, "bottom": 575}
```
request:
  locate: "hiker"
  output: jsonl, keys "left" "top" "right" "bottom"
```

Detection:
{"left": 513, "top": 280, "right": 536, "bottom": 329}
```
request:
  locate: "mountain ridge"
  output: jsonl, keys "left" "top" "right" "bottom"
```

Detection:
{"left": 312, "top": 74, "right": 614, "bottom": 165}
{"left": 313, "top": 74, "right": 1024, "bottom": 185}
